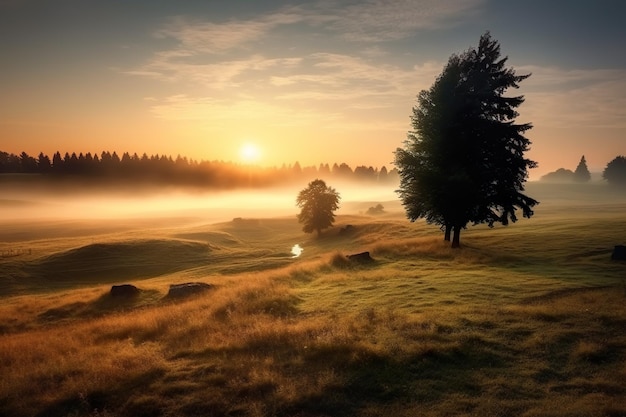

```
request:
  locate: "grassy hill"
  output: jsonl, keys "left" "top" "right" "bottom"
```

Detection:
{"left": 0, "top": 182, "right": 624, "bottom": 417}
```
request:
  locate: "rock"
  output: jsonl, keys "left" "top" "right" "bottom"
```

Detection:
{"left": 167, "top": 282, "right": 214, "bottom": 298}
{"left": 611, "top": 245, "right": 626, "bottom": 261}
{"left": 110, "top": 284, "right": 140, "bottom": 297}
{"left": 339, "top": 225, "right": 355, "bottom": 235}
{"left": 347, "top": 251, "right": 373, "bottom": 263}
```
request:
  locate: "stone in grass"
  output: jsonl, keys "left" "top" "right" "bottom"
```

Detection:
{"left": 167, "top": 282, "right": 214, "bottom": 298}
{"left": 110, "top": 284, "right": 140, "bottom": 298}
{"left": 611, "top": 245, "right": 626, "bottom": 261}
{"left": 347, "top": 251, "right": 374, "bottom": 263}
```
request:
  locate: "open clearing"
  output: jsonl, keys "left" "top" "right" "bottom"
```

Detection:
{"left": 0, "top": 182, "right": 625, "bottom": 417}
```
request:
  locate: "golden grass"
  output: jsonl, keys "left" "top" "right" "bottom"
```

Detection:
{"left": 0, "top": 183, "right": 625, "bottom": 416}
{"left": 1, "top": 277, "right": 624, "bottom": 416}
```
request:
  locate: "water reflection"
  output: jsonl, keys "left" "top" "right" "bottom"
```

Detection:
{"left": 291, "top": 244, "right": 303, "bottom": 258}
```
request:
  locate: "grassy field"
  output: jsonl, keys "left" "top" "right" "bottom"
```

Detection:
{"left": 0, "top": 182, "right": 625, "bottom": 417}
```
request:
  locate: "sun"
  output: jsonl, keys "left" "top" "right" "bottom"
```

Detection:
{"left": 240, "top": 142, "right": 261, "bottom": 163}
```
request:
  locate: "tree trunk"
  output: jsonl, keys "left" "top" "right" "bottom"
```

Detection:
{"left": 444, "top": 224, "right": 451, "bottom": 241}
{"left": 451, "top": 227, "right": 461, "bottom": 248}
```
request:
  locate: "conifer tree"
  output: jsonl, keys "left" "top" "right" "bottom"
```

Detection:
{"left": 573, "top": 155, "right": 591, "bottom": 182}
{"left": 395, "top": 32, "right": 537, "bottom": 247}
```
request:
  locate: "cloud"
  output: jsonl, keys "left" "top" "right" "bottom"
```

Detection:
{"left": 321, "top": 0, "right": 485, "bottom": 42}
{"left": 270, "top": 55, "right": 442, "bottom": 105}
{"left": 149, "top": 94, "right": 336, "bottom": 124}
{"left": 129, "top": 54, "right": 303, "bottom": 88}
{"left": 518, "top": 66, "right": 626, "bottom": 129}
{"left": 130, "top": 0, "right": 482, "bottom": 85}
{"left": 156, "top": 11, "right": 305, "bottom": 55}
{"left": 153, "top": 0, "right": 485, "bottom": 55}
{"left": 138, "top": 51, "right": 446, "bottom": 137}
{"left": 148, "top": 93, "right": 411, "bottom": 137}
{"left": 128, "top": 0, "right": 484, "bottom": 127}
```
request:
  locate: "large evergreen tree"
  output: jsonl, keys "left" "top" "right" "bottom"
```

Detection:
{"left": 395, "top": 32, "right": 537, "bottom": 248}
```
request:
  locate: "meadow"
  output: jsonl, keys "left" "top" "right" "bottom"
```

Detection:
{"left": 0, "top": 182, "right": 625, "bottom": 417}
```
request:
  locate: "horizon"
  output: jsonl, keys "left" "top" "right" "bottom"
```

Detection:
{"left": 1, "top": 147, "right": 618, "bottom": 183}
{"left": 2, "top": 1, "right": 625, "bottom": 181}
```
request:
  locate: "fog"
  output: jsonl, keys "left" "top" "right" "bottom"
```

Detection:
{"left": 0, "top": 181, "right": 400, "bottom": 225}
{"left": 5, "top": 178, "right": 623, "bottom": 239}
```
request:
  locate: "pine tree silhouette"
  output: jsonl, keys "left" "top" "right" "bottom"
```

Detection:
{"left": 573, "top": 155, "right": 591, "bottom": 183}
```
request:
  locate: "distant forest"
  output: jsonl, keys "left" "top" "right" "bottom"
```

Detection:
{"left": 0, "top": 150, "right": 399, "bottom": 188}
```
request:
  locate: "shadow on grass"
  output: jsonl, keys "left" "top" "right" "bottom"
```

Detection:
{"left": 160, "top": 333, "right": 509, "bottom": 417}
{"left": 37, "top": 289, "right": 163, "bottom": 325}
{"left": 278, "top": 339, "right": 504, "bottom": 416}
{"left": 18, "top": 287, "right": 626, "bottom": 417}
{"left": 33, "top": 368, "right": 166, "bottom": 417}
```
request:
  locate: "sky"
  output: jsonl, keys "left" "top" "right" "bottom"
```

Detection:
{"left": 1, "top": 0, "right": 625, "bottom": 180}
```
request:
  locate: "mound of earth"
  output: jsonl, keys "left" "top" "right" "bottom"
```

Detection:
{"left": 31, "top": 239, "right": 212, "bottom": 283}
{"left": 174, "top": 230, "right": 242, "bottom": 246}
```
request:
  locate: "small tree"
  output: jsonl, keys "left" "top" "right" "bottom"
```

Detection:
{"left": 602, "top": 156, "right": 626, "bottom": 187}
{"left": 395, "top": 32, "right": 537, "bottom": 248}
{"left": 366, "top": 203, "right": 385, "bottom": 215}
{"left": 573, "top": 155, "right": 591, "bottom": 182}
{"left": 296, "top": 179, "right": 341, "bottom": 236}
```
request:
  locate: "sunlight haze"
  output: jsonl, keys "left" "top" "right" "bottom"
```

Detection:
{"left": 1, "top": 0, "right": 625, "bottom": 179}
{"left": 240, "top": 143, "right": 262, "bottom": 164}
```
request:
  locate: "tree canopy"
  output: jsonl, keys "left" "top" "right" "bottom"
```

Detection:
{"left": 296, "top": 179, "right": 341, "bottom": 236}
{"left": 395, "top": 32, "right": 538, "bottom": 247}
{"left": 603, "top": 156, "right": 626, "bottom": 187}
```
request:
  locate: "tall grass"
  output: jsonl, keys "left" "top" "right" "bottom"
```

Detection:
{"left": 0, "top": 183, "right": 625, "bottom": 416}
{"left": 2, "top": 275, "right": 623, "bottom": 416}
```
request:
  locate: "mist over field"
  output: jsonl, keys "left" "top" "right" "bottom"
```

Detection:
{"left": 2, "top": 177, "right": 624, "bottom": 243}
{"left": 0, "top": 178, "right": 399, "bottom": 223}
{"left": 0, "top": 181, "right": 624, "bottom": 222}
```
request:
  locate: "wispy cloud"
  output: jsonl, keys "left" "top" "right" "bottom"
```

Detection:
{"left": 271, "top": 55, "right": 442, "bottom": 104}
{"left": 126, "top": 0, "right": 485, "bottom": 129}
{"left": 144, "top": 53, "right": 444, "bottom": 129}
{"left": 129, "top": 53, "right": 303, "bottom": 89}
{"left": 149, "top": 94, "right": 341, "bottom": 128}
{"left": 321, "top": 0, "right": 485, "bottom": 42}
{"left": 129, "top": 0, "right": 480, "bottom": 87}
{"left": 155, "top": 10, "right": 305, "bottom": 55}
{"left": 519, "top": 66, "right": 626, "bottom": 129}
{"left": 151, "top": 0, "right": 484, "bottom": 55}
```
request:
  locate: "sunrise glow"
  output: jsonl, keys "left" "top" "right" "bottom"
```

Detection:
{"left": 0, "top": 2, "right": 624, "bottom": 179}
{"left": 240, "top": 143, "right": 262, "bottom": 164}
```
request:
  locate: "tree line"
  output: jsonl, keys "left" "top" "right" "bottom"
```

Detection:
{"left": 0, "top": 150, "right": 399, "bottom": 188}
{"left": 541, "top": 154, "right": 626, "bottom": 186}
